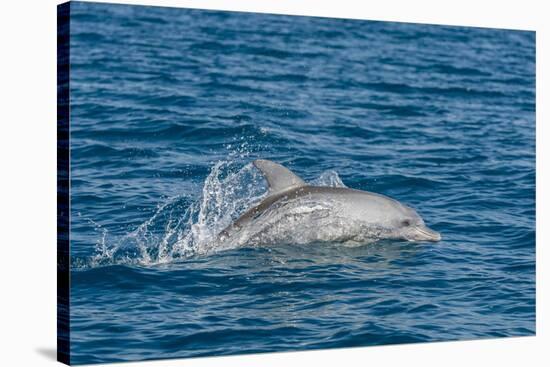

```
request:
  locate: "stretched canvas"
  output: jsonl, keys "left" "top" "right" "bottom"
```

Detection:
{"left": 57, "top": 1, "right": 536, "bottom": 365}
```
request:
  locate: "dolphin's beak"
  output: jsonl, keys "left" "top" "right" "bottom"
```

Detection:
{"left": 411, "top": 226, "right": 442, "bottom": 242}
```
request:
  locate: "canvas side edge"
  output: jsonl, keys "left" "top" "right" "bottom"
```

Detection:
{"left": 57, "top": 2, "right": 71, "bottom": 365}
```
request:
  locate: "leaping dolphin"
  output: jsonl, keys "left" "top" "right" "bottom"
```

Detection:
{"left": 216, "top": 159, "right": 441, "bottom": 247}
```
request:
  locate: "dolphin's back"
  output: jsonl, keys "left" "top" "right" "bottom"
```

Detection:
{"left": 219, "top": 185, "right": 403, "bottom": 240}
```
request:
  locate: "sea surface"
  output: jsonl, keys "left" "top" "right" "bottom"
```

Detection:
{"left": 68, "top": 2, "right": 536, "bottom": 364}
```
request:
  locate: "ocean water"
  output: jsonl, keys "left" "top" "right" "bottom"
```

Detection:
{"left": 68, "top": 2, "right": 536, "bottom": 364}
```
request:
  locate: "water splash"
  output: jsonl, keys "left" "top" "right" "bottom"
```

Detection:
{"left": 78, "top": 160, "right": 347, "bottom": 268}
{"left": 311, "top": 170, "right": 347, "bottom": 188}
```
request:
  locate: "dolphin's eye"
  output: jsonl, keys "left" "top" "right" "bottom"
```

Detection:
{"left": 401, "top": 219, "right": 411, "bottom": 227}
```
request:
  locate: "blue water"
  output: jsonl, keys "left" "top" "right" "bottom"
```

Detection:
{"left": 68, "top": 2, "right": 536, "bottom": 364}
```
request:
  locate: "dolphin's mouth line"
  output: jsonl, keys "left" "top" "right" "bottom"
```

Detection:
{"left": 412, "top": 226, "right": 442, "bottom": 242}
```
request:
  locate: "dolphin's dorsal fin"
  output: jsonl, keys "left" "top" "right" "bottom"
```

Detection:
{"left": 253, "top": 159, "right": 306, "bottom": 195}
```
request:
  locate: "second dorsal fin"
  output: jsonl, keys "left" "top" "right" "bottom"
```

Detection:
{"left": 253, "top": 159, "right": 306, "bottom": 196}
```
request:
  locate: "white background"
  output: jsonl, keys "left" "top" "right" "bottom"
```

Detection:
{"left": 0, "top": 0, "right": 547, "bottom": 365}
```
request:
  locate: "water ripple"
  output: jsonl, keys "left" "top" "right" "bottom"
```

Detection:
{"left": 67, "top": 2, "right": 535, "bottom": 364}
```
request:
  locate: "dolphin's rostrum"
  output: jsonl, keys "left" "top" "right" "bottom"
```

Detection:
{"left": 216, "top": 159, "right": 441, "bottom": 247}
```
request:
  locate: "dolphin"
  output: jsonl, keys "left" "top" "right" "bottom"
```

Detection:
{"left": 216, "top": 159, "right": 441, "bottom": 247}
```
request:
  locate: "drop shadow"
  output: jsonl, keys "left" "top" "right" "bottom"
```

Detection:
{"left": 36, "top": 347, "right": 57, "bottom": 361}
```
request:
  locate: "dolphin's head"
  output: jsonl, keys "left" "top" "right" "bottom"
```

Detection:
{"left": 388, "top": 204, "right": 441, "bottom": 242}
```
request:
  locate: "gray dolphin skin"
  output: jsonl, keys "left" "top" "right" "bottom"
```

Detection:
{"left": 217, "top": 159, "right": 441, "bottom": 246}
